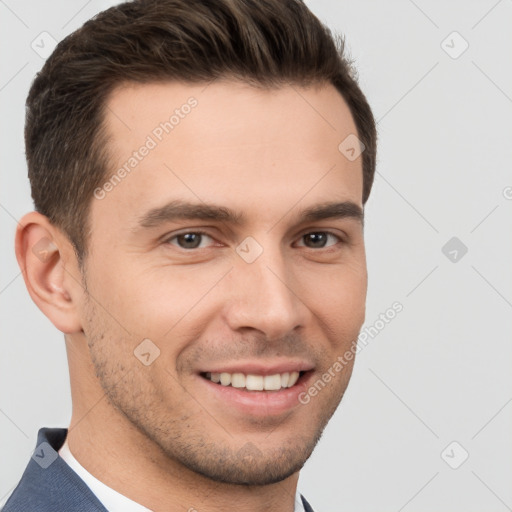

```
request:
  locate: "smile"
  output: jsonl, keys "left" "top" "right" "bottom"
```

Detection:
{"left": 201, "top": 371, "right": 303, "bottom": 391}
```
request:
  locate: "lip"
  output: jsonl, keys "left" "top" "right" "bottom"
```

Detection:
{"left": 197, "top": 369, "right": 315, "bottom": 417}
{"left": 197, "top": 359, "right": 314, "bottom": 376}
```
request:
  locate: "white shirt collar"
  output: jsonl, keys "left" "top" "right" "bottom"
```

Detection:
{"left": 59, "top": 439, "right": 305, "bottom": 512}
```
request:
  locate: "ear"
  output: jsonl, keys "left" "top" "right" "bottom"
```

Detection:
{"left": 15, "top": 211, "right": 85, "bottom": 334}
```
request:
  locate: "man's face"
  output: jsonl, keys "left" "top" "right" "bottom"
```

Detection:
{"left": 79, "top": 80, "right": 367, "bottom": 485}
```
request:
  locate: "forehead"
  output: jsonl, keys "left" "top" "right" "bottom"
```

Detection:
{"left": 94, "top": 80, "right": 363, "bottom": 233}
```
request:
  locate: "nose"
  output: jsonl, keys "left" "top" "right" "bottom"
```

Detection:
{"left": 222, "top": 243, "right": 310, "bottom": 340}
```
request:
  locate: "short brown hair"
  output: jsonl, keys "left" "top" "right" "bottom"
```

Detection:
{"left": 25, "top": 0, "right": 377, "bottom": 268}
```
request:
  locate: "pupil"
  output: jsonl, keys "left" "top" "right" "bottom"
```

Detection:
{"left": 179, "top": 233, "right": 201, "bottom": 248}
{"left": 306, "top": 232, "right": 326, "bottom": 248}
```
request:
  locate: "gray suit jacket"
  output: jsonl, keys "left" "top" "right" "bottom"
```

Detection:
{"left": 2, "top": 428, "right": 315, "bottom": 512}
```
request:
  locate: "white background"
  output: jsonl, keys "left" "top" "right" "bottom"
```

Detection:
{"left": 1, "top": 1, "right": 511, "bottom": 510}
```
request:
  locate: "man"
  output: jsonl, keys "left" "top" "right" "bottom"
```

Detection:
{"left": 4, "top": 0, "right": 376, "bottom": 510}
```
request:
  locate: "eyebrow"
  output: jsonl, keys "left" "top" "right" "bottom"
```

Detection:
{"left": 134, "top": 199, "right": 364, "bottom": 231}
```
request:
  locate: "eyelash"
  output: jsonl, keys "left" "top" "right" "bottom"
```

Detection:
{"left": 163, "top": 229, "right": 345, "bottom": 250}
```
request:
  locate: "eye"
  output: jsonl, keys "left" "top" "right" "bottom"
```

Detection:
{"left": 295, "top": 231, "right": 342, "bottom": 249}
{"left": 165, "top": 231, "right": 216, "bottom": 250}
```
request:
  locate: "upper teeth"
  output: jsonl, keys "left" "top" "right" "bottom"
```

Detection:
{"left": 205, "top": 371, "right": 300, "bottom": 391}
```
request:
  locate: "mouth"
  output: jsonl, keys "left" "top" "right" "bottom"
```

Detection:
{"left": 197, "top": 367, "right": 315, "bottom": 417}
{"left": 200, "top": 370, "right": 308, "bottom": 392}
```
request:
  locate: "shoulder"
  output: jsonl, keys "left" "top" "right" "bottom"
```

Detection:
{"left": 300, "top": 493, "right": 317, "bottom": 512}
{"left": 2, "top": 427, "right": 107, "bottom": 512}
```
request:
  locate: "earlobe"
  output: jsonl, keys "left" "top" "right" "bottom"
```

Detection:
{"left": 15, "top": 211, "right": 84, "bottom": 334}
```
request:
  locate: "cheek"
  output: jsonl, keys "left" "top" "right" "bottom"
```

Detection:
{"left": 298, "top": 259, "right": 367, "bottom": 325}
{"left": 296, "top": 268, "right": 367, "bottom": 361}
{"left": 89, "top": 260, "right": 229, "bottom": 342}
